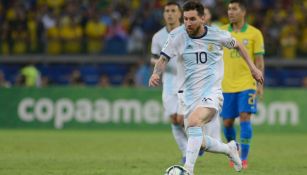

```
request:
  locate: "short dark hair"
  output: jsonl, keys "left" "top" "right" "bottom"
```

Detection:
{"left": 182, "top": 0, "right": 204, "bottom": 16}
{"left": 165, "top": 1, "right": 181, "bottom": 8}
{"left": 230, "top": 0, "right": 247, "bottom": 10}
{"left": 165, "top": 1, "right": 182, "bottom": 12}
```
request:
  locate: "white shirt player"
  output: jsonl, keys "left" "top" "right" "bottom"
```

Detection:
{"left": 151, "top": 27, "right": 178, "bottom": 96}
{"left": 152, "top": 26, "right": 183, "bottom": 118}
{"left": 161, "top": 25, "right": 236, "bottom": 116}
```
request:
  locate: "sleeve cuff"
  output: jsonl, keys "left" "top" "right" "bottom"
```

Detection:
{"left": 254, "top": 52, "right": 265, "bottom": 55}
{"left": 160, "top": 52, "right": 171, "bottom": 61}
{"left": 151, "top": 54, "right": 160, "bottom": 59}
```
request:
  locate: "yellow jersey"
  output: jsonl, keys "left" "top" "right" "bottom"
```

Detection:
{"left": 220, "top": 23, "right": 265, "bottom": 92}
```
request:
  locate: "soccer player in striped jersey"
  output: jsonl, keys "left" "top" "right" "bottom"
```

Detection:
{"left": 176, "top": 6, "right": 223, "bottom": 160}
{"left": 151, "top": 2, "right": 187, "bottom": 163}
{"left": 220, "top": 0, "right": 265, "bottom": 169}
{"left": 149, "top": 1, "right": 263, "bottom": 174}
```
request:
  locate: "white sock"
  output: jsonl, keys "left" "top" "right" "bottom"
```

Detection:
{"left": 203, "top": 135, "right": 230, "bottom": 154}
{"left": 171, "top": 124, "right": 188, "bottom": 157}
{"left": 185, "top": 127, "right": 203, "bottom": 174}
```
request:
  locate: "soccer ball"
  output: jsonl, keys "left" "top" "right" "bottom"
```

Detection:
{"left": 165, "top": 165, "right": 190, "bottom": 175}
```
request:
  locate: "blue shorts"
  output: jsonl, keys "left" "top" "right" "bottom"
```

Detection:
{"left": 220, "top": 89, "right": 257, "bottom": 119}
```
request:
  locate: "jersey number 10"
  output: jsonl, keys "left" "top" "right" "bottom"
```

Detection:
{"left": 195, "top": 52, "right": 207, "bottom": 64}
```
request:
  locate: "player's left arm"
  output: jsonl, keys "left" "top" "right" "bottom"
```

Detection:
{"left": 221, "top": 30, "right": 264, "bottom": 84}
{"left": 234, "top": 41, "right": 264, "bottom": 85}
{"left": 255, "top": 55, "right": 264, "bottom": 98}
{"left": 253, "top": 30, "right": 265, "bottom": 98}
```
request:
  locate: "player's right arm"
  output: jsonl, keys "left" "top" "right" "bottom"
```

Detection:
{"left": 149, "top": 55, "right": 169, "bottom": 87}
{"left": 149, "top": 27, "right": 180, "bottom": 87}
{"left": 150, "top": 33, "right": 161, "bottom": 66}
{"left": 150, "top": 56, "right": 159, "bottom": 65}
{"left": 149, "top": 29, "right": 178, "bottom": 87}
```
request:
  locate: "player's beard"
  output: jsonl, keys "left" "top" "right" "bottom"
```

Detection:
{"left": 166, "top": 17, "right": 174, "bottom": 24}
{"left": 187, "top": 25, "right": 201, "bottom": 37}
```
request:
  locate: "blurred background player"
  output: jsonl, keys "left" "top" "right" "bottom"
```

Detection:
{"left": 203, "top": 6, "right": 212, "bottom": 26}
{"left": 150, "top": 1, "right": 187, "bottom": 163}
{"left": 16, "top": 63, "right": 41, "bottom": 87}
{"left": 220, "top": 0, "right": 265, "bottom": 169}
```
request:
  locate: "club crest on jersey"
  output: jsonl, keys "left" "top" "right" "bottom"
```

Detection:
{"left": 243, "top": 39, "right": 248, "bottom": 46}
{"left": 208, "top": 44, "right": 214, "bottom": 51}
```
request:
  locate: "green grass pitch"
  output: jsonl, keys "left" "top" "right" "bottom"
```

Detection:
{"left": 0, "top": 129, "right": 306, "bottom": 175}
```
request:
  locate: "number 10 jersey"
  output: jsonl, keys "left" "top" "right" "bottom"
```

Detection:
{"left": 161, "top": 25, "right": 236, "bottom": 115}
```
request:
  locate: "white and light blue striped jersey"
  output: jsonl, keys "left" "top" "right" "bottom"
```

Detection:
{"left": 161, "top": 25, "right": 236, "bottom": 109}
{"left": 151, "top": 27, "right": 178, "bottom": 95}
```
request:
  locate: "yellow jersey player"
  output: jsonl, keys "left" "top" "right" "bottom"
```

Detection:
{"left": 220, "top": 0, "right": 265, "bottom": 169}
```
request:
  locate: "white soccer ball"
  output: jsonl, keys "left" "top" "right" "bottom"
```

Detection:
{"left": 165, "top": 165, "right": 190, "bottom": 175}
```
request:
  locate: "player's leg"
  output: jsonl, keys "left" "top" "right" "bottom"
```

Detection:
{"left": 202, "top": 133, "right": 242, "bottom": 172}
{"left": 199, "top": 110, "right": 222, "bottom": 156}
{"left": 185, "top": 106, "right": 242, "bottom": 174}
{"left": 200, "top": 105, "right": 241, "bottom": 172}
{"left": 170, "top": 113, "right": 187, "bottom": 162}
{"left": 176, "top": 91, "right": 189, "bottom": 163}
{"left": 238, "top": 89, "right": 257, "bottom": 169}
{"left": 221, "top": 92, "right": 239, "bottom": 142}
{"left": 239, "top": 112, "right": 252, "bottom": 169}
{"left": 220, "top": 92, "right": 240, "bottom": 168}
{"left": 201, "top": 113, "right": 234, "bottom": 155}
{"left": 164, "top": 93, "right": 187, "bottom": 162}
{"left": 205, "top": 112, "right": 222, "bottom": 141}
{"left": 184, "top": 106, "right": 216, "bottom": 174}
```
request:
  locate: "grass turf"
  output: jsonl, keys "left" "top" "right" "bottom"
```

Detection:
{"left": 0, "top": 130, "right": 306, "bottom": 175}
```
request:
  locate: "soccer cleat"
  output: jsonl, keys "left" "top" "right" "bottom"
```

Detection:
{"left": 228, "top": 142, "right": 240, "bottom": 168}
{"left": 230, "top": 160, "right": 248, "bottom": 169}
{"left": 229, "top": 160, "right": 234, "bottom": 167}
{"left": 242, "top": 160, "right": 248, "bottom": 169}
{"left": 227, "top": 140, "right": 242, "bottom": 172}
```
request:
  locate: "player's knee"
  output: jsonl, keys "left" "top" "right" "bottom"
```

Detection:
{"left": 240, "top": 112, "right": 251, "bottom": 121}
{"left": 187, "top": 116, "right": 202, "bottom": 127}
{"left": 170, "top": 114, "right": 184, "bottom": 125}
{"left": 176, "top": 115, "right": 184, "bottom": 126}
{"left": 170, "top": 114, "right": 178, "bottom": 124}
{"left": 223, "top": 119, "right": 234, "bottom": 127}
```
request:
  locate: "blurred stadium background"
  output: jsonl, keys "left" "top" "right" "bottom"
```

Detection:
{"left": 0, "top": 0, "right": 306, "bottom": 175}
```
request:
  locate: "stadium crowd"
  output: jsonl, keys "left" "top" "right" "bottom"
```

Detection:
{"left": 0, "top": 0, "right": 306, "bottom": 58}
{"left": 0, "top": 0, "right": 306, "bottom": 87}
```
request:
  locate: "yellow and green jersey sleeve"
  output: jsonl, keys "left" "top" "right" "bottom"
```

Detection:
{"left": 220, "top": 23, "right": 265, "bottom": 93}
